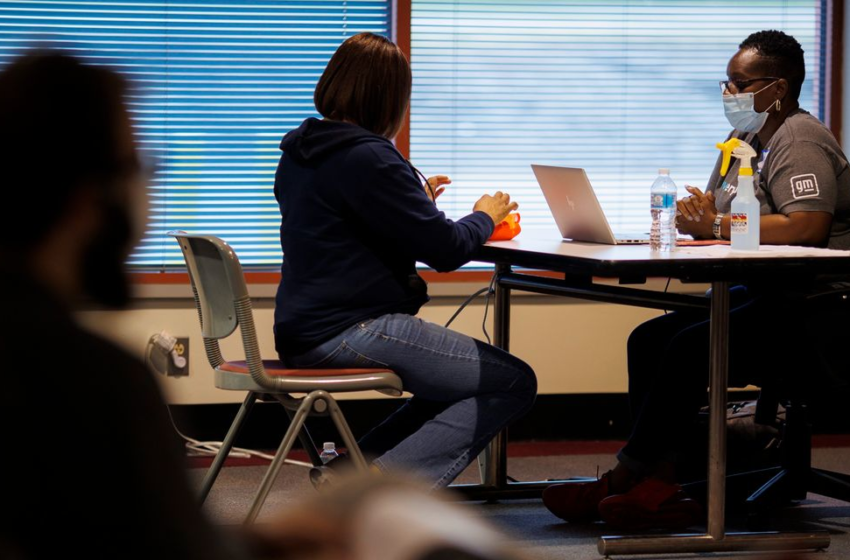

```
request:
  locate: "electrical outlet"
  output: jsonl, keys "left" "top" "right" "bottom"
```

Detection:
{"left": 167, "top": 337, "right": 190, "bottom": 377}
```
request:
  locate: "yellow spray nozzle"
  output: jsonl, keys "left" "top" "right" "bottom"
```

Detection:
{"left": 715, "top": 137, "right": 757, "bottom": 177}
{"left": 716, "top": 138, "right": 742, "bottom": 177}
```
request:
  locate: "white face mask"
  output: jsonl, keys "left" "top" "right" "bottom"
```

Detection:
{"left": 722, "top": 81, "right": 779, "bottom": 133}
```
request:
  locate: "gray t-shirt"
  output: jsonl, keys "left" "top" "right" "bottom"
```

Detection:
{"left": 706, "top": 109, "right": 850, "bottom": 250}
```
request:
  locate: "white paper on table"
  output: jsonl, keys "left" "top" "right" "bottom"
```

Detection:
{"left": 673, "top": 245, "right": 850, "bottom": 258}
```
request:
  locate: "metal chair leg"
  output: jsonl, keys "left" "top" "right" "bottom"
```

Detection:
{"left": 809, "top": 469, "right": 850, "bottom": 502}
{"left": 477, "top": 449, "right": 487, "bottom": 484}
{"left": 283, "top": 406, "right": 322, "bottom": 466}
{"left": 747, "top": 469, "right": 793, "bottom": 512}
{"left": 812, "top": 468, "right": 850, "bottom": 484}
{"left": 199, "top": 391, "right": 258, "bottom": 503}
{"left": 244, "top": 392, "right": 316, "bottom": 524}
{"left": 323, "top": 392, "right": 368, "bottom": 470}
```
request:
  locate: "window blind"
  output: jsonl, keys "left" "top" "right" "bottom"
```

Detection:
{"left": 409, "top": 0, "right": 825, "bottom": 237}
{"left": 0, "top": 0, "right": 391, "bottom": 267}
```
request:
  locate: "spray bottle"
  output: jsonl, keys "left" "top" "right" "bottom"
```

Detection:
{"left": 716, "top": 138, "right": 760, "bottom": 251}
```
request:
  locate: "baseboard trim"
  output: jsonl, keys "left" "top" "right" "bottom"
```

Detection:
{"left": 169, "top": 392, "right": 850, "bottom": 452}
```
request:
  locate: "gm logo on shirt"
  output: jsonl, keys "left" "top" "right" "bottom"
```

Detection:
{"left": 791, "top": 174, "right": 819, "bottom": 199}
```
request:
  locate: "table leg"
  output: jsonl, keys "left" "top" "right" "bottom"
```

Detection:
{"left": 707, "top": 280, "right": 730, "bottom": 539}
{"left": 455, "top": 265, "right": 592, "bottom": 500}
{"left": 598, "top": 281, "right": 829, "bottom": 556}
{"left": 478, "top": 263, "right": 511, "bottom": 489}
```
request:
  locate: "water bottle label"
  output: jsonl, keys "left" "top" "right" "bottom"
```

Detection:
{"left": 731, "top": 213, "right": 748, "bottom": 234}
{"left": 651, "top": 193, "right": 676, "bottom": 210}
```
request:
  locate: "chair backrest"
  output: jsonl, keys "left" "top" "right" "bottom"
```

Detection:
{"left": 169, "top": 231, "right": 404, "bottom": 396}
{"left": 170, "top": 232, "right": 249, "bottom": 340}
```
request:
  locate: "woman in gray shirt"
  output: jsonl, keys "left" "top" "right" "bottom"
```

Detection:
{"left": 542, "top": 29, "right": 850, "bottom": 531}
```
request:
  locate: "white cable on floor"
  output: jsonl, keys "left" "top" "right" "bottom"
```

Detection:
{"left": 165, "top": 402, "right": 312, "bottom": 468}
{"left": 146, "top": 334, "right": 312, "bottom": 468}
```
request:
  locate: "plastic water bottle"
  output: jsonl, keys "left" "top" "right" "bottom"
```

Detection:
{"left": 319, "top": 442, "right": 339, "bottom": 464}
{"left": 650, "top": 169, "right": 678, "bottom": 252}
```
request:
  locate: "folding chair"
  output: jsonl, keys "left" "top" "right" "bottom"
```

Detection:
{"left": 170, "top": 232, "right": 403, "bottom": 523}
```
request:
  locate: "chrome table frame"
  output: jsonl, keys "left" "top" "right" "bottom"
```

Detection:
{"left": 452, "top": 238, "right": 848, "bottom": 555}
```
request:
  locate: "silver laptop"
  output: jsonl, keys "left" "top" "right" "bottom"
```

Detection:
{"left": 532, "top": 164, "right": 649, "bottom": 245}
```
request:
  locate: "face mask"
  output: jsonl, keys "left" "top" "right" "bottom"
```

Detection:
{"left": 722, "top": 81, "right": 779, "bottom": 133}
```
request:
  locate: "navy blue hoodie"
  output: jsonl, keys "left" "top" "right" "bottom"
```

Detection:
{"left": 273, "top": 118, "right": 495, "bottom": 356}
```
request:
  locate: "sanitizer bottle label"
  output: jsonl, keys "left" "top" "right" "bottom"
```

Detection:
{"left": 731, "top": 213, "right": 748, "bottom": 234}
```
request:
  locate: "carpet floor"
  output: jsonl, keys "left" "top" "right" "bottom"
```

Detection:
{"left": 191, "top": 444, "right": 850, "bottom": 559}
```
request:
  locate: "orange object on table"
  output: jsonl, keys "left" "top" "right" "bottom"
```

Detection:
{"left": 488, "top": 213, "right": 521, "bottom": 241}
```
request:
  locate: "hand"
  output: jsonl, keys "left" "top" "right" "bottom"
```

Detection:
{"left": 676, "top": 186, "right": 717, "bottom": 238}
{"left": 425, "top": 175, "right": 450, "bottom": 202}
{"left": 474, "top": 191, "right": 519, "bottom": 225}
{"left": 677, "top": 185, "right": 708, "bottom": 223}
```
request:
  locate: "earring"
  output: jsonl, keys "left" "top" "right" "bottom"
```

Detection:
{"left": 776, "top": 99, "right": 781, "bottom": 112}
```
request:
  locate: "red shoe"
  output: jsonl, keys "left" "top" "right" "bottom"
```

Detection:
{"left": 542, "top": 472, "right": 611, "bottom": 523}
{"left": 598, "top": 478, "right": 703, "bottom": 531}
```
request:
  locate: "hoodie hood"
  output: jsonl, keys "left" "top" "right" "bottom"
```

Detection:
{"left": 280, "top": 118, "right": 393, "bottom": 165}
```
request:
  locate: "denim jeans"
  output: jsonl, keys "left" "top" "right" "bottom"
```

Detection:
{"left": 284, "top": 313, "right": 537, "bottom": 488}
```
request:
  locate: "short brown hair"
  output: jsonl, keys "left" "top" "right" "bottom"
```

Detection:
{"left": 314, "top": 33, "right": 411, "bottom": 139}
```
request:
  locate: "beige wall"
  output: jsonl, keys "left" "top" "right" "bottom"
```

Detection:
{"left": 78, "top": 279, "right": 701, "bottom": 405}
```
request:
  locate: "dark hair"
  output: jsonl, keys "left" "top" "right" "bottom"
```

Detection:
{"left": 314, "top": 33, "right": 412, "bottom": 139}
{"left": 739, "top": 30, "right": 806, "bottom": 101}
{"left": 0, "top": 50, "right": 130, "bottom": 250}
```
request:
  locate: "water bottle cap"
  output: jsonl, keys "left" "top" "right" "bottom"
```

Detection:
{"left": 658, "top": 168, "right": 670, "bottom": 175}
{"left": 323, "top": 442, "right": 335, "bottom": 451}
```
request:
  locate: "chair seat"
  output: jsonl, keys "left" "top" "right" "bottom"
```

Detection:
{"left": 219, "top": 360, "right": 394, "bottom": 377}
{"left": 215, "top": 360, "right": 403, "bottom": 395}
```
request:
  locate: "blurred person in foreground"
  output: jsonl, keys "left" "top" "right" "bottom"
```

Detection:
{"left": 0, "top": 51, "right": 245, "bottom": 559}
{"left": 248, "top": 475, "right": 528, "bottom": 560}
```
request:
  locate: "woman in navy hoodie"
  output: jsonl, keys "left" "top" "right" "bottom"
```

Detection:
{"left": 273, "top": 33, "right": 537, "bottom": 488}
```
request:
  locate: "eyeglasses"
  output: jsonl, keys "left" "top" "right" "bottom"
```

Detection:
{"left": 719, "top": 77, "right": 780, "bottom": 95}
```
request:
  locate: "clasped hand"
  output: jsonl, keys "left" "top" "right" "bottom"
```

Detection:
{"left": 676, "top": 186, "right": 718, "bottom": 238}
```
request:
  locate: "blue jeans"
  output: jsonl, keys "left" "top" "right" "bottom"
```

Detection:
{"left": 284, "top": 313, "right": 537, "bottom": 488}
